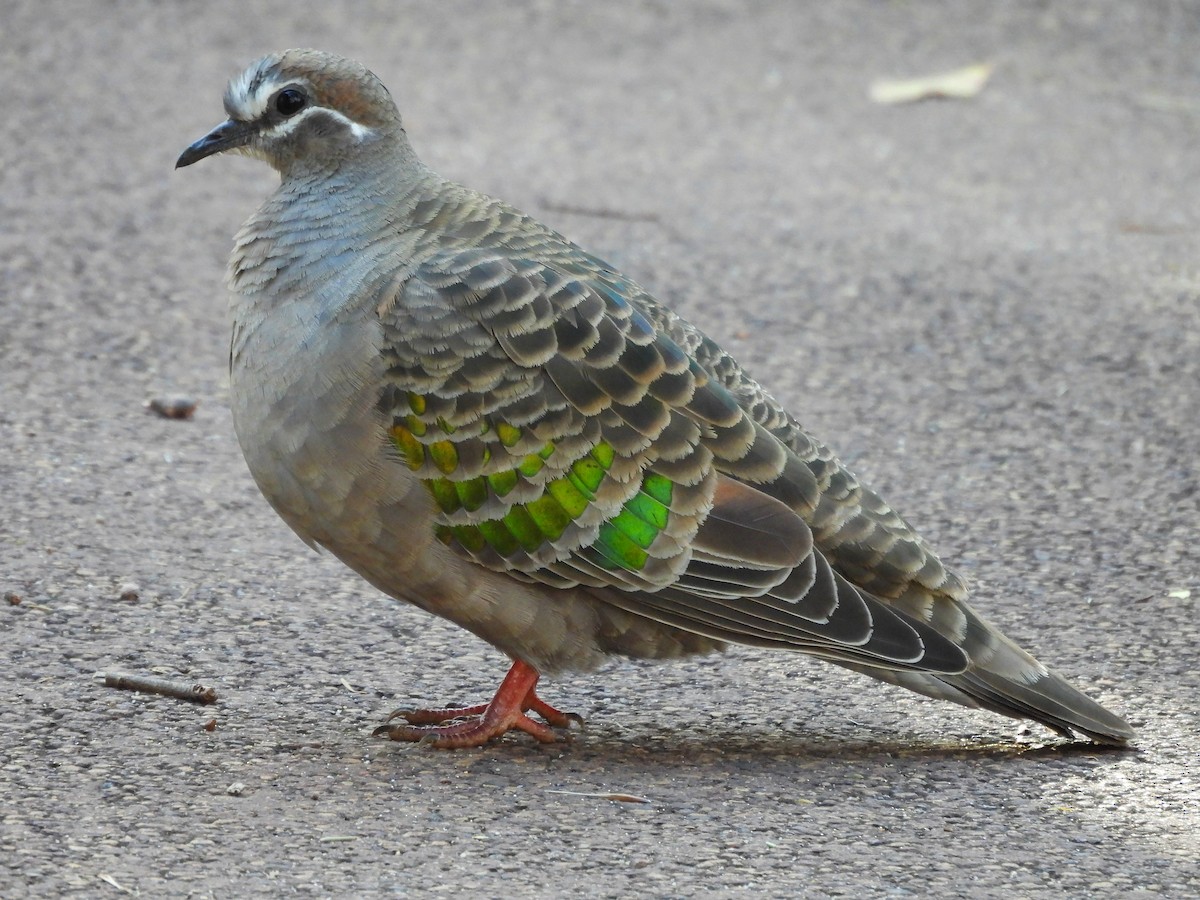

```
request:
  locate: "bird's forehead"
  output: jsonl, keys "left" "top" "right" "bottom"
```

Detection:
{"left": 223, "top": 57, "right": 287, "bottom": 120}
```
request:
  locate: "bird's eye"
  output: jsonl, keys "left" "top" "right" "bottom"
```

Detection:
{"left": 274, "top": 88, "right": 306, "bottom": 117}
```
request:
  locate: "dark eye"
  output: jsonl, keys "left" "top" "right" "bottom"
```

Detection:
{"left": 274, "top": 88, "right": 306, "bottom": 116}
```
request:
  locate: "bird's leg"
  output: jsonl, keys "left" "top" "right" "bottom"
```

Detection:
{"left": 374, "top": 659, "right": 583, "bottom": 748}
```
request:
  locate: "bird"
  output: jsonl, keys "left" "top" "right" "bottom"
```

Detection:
{"left": 176, "top": 49, "right": 1134, "bottom": 749}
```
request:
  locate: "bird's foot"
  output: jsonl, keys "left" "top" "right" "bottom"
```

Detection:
{"left": 373, "top": 659, "right": 584, "bottom": 748}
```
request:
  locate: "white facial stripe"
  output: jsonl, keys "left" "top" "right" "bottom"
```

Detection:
{"left": 227, "top": 67, "right": 277, "bottom": 120}
{"left": 258, "top": 106, "right": 377, "bottom": 143}
{"left": 350, "top": 120, "right": 375, "bottom": 141}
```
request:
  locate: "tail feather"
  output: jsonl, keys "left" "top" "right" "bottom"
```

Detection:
{"left": 944, "top": 666, "right": 1135, "bottom": 744}
{"left": 907, "top": 600, "right": 1132, "bottom": 744}
{"left": 840, "top": 662, "right": 1135, "bottom": 745}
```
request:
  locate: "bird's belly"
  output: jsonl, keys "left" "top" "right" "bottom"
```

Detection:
{"left": 224, "top": 288, "right": 723, "bottom": 671}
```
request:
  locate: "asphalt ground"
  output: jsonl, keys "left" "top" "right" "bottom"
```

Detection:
{"left": 2, "top": 2, "right": 1198, "bottom": 896}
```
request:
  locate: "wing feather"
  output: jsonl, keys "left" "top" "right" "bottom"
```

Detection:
{"left": 376, "top": 222, "right": 970, "bottom": 674}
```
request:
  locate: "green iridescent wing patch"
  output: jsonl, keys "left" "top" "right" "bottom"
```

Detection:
{"left": 391, "top": 400, "right": 673, "bottom": 574}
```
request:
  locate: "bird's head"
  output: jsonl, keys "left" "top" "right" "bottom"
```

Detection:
{"left": 176, "top": 49, "right": 403, "bottom": 175}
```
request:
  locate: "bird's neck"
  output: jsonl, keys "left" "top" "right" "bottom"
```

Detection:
{"left": 228, "top": 142, "right": 438, "bottom": 301}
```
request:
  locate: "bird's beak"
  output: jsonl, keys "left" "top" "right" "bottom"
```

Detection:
{"left": 176, "top": 119, "right": 256, "bottom": 168}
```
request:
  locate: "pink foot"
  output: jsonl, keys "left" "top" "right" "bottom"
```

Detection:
{"left": 374, "top": 659, "right": 584, "bottom": 748}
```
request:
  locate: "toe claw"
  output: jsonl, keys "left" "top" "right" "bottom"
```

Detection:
{"left": 564, "top": 712, "right": 587, "bottom": 731}
{"left": 375, "top": 661, "right": 584, "bottom": 748}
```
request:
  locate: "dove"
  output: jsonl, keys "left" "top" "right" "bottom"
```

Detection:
{"left": 177, "top": 50, "right": 1134, "bottom": 748}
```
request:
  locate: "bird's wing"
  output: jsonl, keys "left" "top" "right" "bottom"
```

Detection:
{"left": 637, "top": 297, "right": 973, "bottom": 611}
{"left": 374, "top": 228, "right": 968, "bottom": 674}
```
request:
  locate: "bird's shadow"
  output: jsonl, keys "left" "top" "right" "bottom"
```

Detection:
{"left": 368, "top": 719, "right": 1138, "bottom": 770}
{"left": 553, "top": 729, "right": 1136, "bottom": 764}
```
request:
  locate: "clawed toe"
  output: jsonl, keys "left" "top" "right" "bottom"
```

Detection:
{"left": 375, "top": 712, "right": 565, "bottom": 748}
{"left": 385, "top": 703, "right": 490, "bottom": 726}
{"left": 374, "top": 660, "right": 582, "bottom": 749}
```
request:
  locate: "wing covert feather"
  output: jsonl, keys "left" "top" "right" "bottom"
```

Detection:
{"left": 375, "top": 206, "right": 970, "bottom": 673}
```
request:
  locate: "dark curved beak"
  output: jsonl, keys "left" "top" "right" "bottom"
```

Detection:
{"left": 176, "top": 119, "right": 256, "bottom": 168}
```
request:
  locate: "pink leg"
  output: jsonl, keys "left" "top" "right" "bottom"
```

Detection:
{"left": 374, "top": 659, "right": 584, "bottom": 748}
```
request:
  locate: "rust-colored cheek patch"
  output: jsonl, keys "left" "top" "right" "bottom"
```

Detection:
{"left": 317, "top": 76, "right": 392, "bottom": 128}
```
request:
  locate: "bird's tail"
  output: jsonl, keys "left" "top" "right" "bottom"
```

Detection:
{"left": 842, "top": 607, "right": 1135, "bottom": 745}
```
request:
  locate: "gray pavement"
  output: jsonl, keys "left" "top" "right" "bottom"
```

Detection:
{"left": 2, "top": 1, "right": 1198, "bottom": 896}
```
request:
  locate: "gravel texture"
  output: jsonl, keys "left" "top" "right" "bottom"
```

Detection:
{"left": 2, "top": 2, "right": 1198, "bottom": 897}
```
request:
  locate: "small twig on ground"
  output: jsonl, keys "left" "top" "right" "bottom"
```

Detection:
{"left": 546, "top": 789, "right": 652, "bottom": 804}
{"left": 99, "top": 672, "right": 218, "bottom": 704}
{"left": 97, "top": 873, "right": 135, "bottom": 894}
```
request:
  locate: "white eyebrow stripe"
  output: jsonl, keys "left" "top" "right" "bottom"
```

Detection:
{"left": 258, "top": 106, "right": 377, "bottom": 143}
{"left": 228, "top": 69, "right": 275, "bottom": 120}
